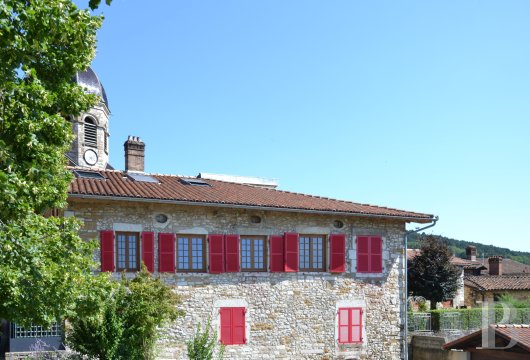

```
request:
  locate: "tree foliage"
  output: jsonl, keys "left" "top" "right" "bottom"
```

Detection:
{"left": 0, "top": 0, "right": 107, "bottom": 326}
{"left": 68, "top": 266, "right": 184, "bottom": 360}
{"left": 408, "top": 235, "right": 461, "bottom": 309}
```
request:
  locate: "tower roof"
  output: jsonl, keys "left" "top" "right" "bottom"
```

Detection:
{"left": 74, "top": 67, "right": 109, "bottom": 108}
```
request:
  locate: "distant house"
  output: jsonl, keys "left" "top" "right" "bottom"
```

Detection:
{"left": 464, "top": 256, "right": 530, "bottom": 307}
{"left": 443, "top": 324, "right": 530, "bottom": 359}
{"left": 409, "top": 245, "right": 530, "bottom": 309}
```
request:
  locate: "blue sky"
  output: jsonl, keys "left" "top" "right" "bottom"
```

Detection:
{"left": 83, "top": 1, "right": 530, "bottom": 251}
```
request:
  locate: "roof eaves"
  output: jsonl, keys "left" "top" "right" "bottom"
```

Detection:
{"left": 67, "top": 193, "right": 436, "bottom": 223}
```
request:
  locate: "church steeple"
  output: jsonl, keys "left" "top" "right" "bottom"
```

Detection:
{"left": 67, "top": 67, "right": 111, "bottom": 169}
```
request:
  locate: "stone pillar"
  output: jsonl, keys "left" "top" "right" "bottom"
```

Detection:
{"left": 124, "top": 136, "right": 145, "bottom": 172}
{"left": 466, "top": 246, "right": 477, "bottom": 261}
{"left": 488, "top": 256, "right": 503, "bottom": 276}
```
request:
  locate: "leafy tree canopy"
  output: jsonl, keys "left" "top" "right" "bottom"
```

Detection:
{"left": 408, "top": 235, "right": 461, "bottom": 309}
{"left": 0, "top": 0, "right": 109, "bottom": 326}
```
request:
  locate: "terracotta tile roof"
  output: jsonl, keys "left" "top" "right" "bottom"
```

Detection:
{"left": 495, "top": 324, "right": 530, "bottom": 351}
{"left": 465, "top": 274, "right": 530, "bottom": 291}
{"left": 481, "top": 258, "right": 530, "bottom": 275}
{"left": 406, "top": 250, "right": 485, "bottom": 269}
{"left": 67, "top": 168, "right": 434, "bottom": 222}
{"left": 444, "top": 324, "right": 530, "bottom": 352}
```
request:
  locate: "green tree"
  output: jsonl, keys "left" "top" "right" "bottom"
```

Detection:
{"left": 0, "top": 0, "right": 108, "bottom": 326}
{"left": 68, "top": 266, "right": 184, "bottom": 360}
{"left": 408, "top": 235, "right": 461, "bottom": 310}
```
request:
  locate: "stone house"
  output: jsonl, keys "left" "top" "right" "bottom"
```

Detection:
{"left": 5, "top": 68, "right": 436, "bottom": 359}
{"left": 464, "top": 256, "right": 530, "bottom": 307}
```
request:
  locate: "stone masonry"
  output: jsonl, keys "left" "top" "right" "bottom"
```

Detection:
{"left": 67, "top": 198, "right": 407, "bottom": 360}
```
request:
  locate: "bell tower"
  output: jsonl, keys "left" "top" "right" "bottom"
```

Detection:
{"left": 67, "top": 67, "right": 111, "bottom": 169}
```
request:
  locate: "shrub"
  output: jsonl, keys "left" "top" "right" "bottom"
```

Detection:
{"left": 67, "top": 265, "right": 183, "bottom": 360}
{"left": 187, "top": 318, "right": 224, "bottom": 360}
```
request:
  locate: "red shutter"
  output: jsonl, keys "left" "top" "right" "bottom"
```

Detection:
{"left": 158, "top": 233, "right": 175, "bottom": 273}
{"left": 370, "top": 236, "right": 383, "bottom": 273}
{"left": 233, "top": 307, "right": 246, "bottom": 344}
{"left": 220, "top": 307, "right": 246, "bottom": 345}
{"left": 269, "top": 235, "right": 285, "bottom": 272}
{"left": 141, "top": 232, "right": 155, "bottom": 272}
{"left": 225, "top": 235, "right": 240, "bottom": 272}
{"left": 100, "top": 230, "right": 114, "bottom": 272}
{"left": 220, "top": 308, "right": 232, "bottom": 345}
{"left": 284, "top": 232, "right": 299, "bottom": 272}
{"left": 209, "top": 234, "right": 225, "bottom": 274}
{"left": 338, "top": 308, "right": 363, "bottom": 344}
{"left": 351, "top": 308, "right": 363, "bottom": 343}
{"left": 329, "top": 234, "right": 346, "bottom": 273}
{"left": 338, "top": 308, "right": 349, "bottom": 343}
{"left": 356, "top": 236, "right": 369, "bottom": 273}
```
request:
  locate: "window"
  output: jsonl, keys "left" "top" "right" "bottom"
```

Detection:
{"left": 338, "top": 308, "right": 362, "bottom": 344}
{"left": 299, "top": 235, "right": 326, "bottom": 271}
{"left": 116, "top": 232, "right": 139, "bottom": 271}
{"left": 240, "top": 236, "right": 267, "bottom": 271}
{"left": 177, "top": 235, "right": 206, "bottom": 272}
{"left": 220, "top": 307, "right": 246, "bottom": 345}
{"left": 356, "top": 236, "right": 383, "bottom": 273}
{"left": 84, "top": 117, "right": 97, "bottom": 147}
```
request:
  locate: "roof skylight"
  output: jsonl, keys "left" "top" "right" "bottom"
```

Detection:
{"left": 180, "top": 178, "right": 211, "bottom": 187}
{"left": 74, "top": 170, "right": 105, "bottom": 180}
{"left": 127, "top": 172, "right": 159, "bottom": 183}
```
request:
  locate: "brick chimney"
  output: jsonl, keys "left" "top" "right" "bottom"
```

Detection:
{"left": 466, "top": 246, "right": 477, "bottom": 261}
{"left": 124, "top": 136, "right": 145, "bottom": 172}
{"left": 488, "top": 256, "right": 503, "bottom": 276}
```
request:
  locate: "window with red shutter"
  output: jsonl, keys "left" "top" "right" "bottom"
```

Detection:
{"left": 329, "top": 234, "right": 346, "bottom": 273}
{"left": 284, "top": 232, "right": 299, "bottom": 272}
{"left": 100, "top": 230, "right": 114, "bottom": 272}
{"left": 141, "top": 232, "right": 155, "bottom": 272}
{"left": 225, "top": 235, "right": 240, "bottom": 272}
{"left": 220, "top": 307, "right": 246, "bottom": 345}
{"left": 338, "top": 307, "right": 363, "bottom": 344}
{"left": 158, "top": 233, "right": 175, "bottom": 273}
{"left": 356, "top": 236, "right": 383, "bottom": 273}
{"left": 208, "top": 234, "right": 225, "bottom": 274}
{"left": 269, "top": 235, "right": 284, "bottom": 272}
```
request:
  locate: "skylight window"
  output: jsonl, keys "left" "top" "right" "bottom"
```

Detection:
{"left": 74, "top": 170, "right": 105, "bottom": 180}
{"left": 127, "top": 172, "right": 159, "bottom": 183}
{"left": 180, "top": 178, "right": 211, "bottom": 187}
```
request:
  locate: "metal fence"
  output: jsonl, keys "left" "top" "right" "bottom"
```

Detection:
{"left": 408, "top": 312, "right": 432, "bottom": 333}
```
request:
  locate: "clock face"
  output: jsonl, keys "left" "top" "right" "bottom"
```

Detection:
{"left": 84, "top": 149, "right": 98, "bottom": 166}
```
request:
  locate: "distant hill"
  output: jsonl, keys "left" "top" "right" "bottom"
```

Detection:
{"left": 408, "top": 233, "right": 530, "bottom": 265}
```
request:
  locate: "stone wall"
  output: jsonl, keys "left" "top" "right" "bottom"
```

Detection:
{"left": 464, "top": 285, "right": 530, "bottom": 308}
{"left": 67, "top": 198, "right": 407, "bottom": 359}
{"left": 409, "top": 336, "right": 467, "bottom": 360}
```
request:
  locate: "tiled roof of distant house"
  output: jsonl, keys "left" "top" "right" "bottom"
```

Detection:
{"left": 67, "top": 168, "right": 434, "bottom": 222}
{"left": 464, "top": 274, "right": 530, "bottom": 291}
{"left": 406, "top": 249, "right": 485, "bottom": 269}
{"left": 481, "top": 258, "right": 530, "bottom": 275}
{"left": 443, "top": 324, "right": 530, "bottom": 352}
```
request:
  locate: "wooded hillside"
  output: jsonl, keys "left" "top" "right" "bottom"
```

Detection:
{"left": 408, "top": 233, "right": 530, "bottom": 265}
